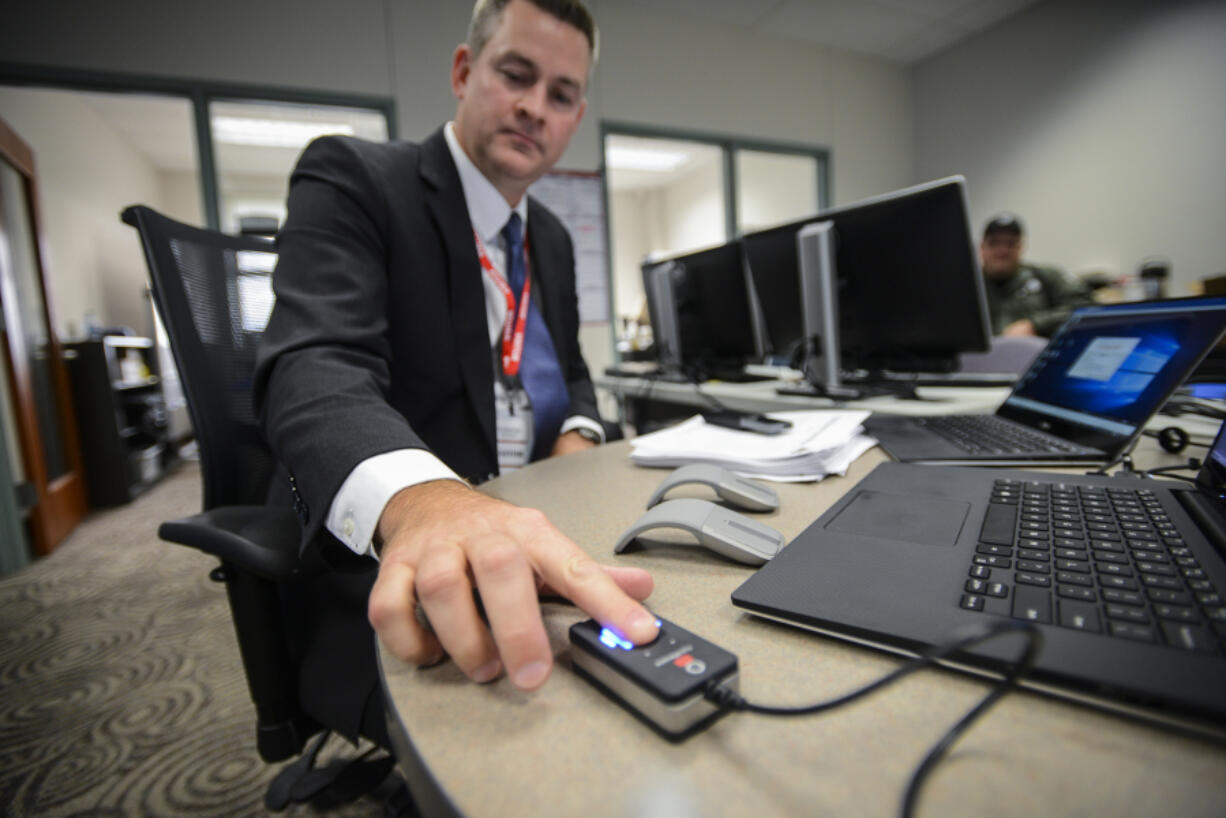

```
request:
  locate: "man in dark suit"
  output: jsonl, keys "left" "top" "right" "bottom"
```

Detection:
{"left": 254, "top": 0, "right": 658, "bottom": 734}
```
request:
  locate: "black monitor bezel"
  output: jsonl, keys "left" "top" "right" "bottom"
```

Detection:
{"left": 743, "top": 176, "right": 990, "bottom": 373}
{"left": 644, "top": 240, "right": 759, "bottom": 372}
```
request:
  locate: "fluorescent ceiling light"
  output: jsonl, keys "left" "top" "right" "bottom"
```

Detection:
{"left": 606, "top": 144, "right": 689, "bottom": 172}
{"left": 212, "top": 116, "right": 356, "bottom": 148}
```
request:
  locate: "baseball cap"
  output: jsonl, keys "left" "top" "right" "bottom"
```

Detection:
{"left": 983, "top": 212, "right": 1024, "bottom": 238}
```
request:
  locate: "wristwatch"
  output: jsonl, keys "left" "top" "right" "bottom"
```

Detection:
{"left": 573, "top": 426, "right": 602, "bottom": 445}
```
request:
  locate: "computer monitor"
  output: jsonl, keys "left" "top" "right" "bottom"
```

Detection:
{"left": 1189, "top": 336, "right": 1226, "bottom": 385}
{"left": 744, "top": 175, "right": 991, "bottom": 376}
{"left": 641, "top": 241, "right": 759, "bottom": 377}
{"left": 640, "top": 258, "right": 683, "bottom": 373}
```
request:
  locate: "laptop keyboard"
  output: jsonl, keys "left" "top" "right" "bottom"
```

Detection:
{"left": 959, "top": 478, "right": 1226, "bottom": 654}
{"left": 917, "top": 414, "right": 1089, "bottom": 456}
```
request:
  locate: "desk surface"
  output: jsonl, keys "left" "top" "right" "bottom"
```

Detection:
{"left": 379, "top": 439, "right": 1226, "bottom": 818}
{"left": 595, "top": 374, "right": 1012, "bottom": 416}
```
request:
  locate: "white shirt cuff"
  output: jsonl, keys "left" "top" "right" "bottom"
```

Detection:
{"left": 560, "top": 415, "right": 605, "bottom": 442}
{"left": 326, "top": 449, "right": 464, "bottom": 558}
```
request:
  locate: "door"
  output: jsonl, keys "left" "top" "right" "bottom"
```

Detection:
{"left": 0, "top": 115, "right": 88, "bottom": 555}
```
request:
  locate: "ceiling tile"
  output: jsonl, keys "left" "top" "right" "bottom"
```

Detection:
{"left": 604, "top": 0, "right": 1044, "bottom": 65}
{"left": 868, "top": 0, "right": 982, "bottom": 21}
{"left": 757, "top": 0, "right": 928, "bottom": 56}
{"left": 882, "top": 21, "right": 974, "bottom": 63}
{"left": 951, "top": 0, "right": 1040, "bottom": 33}
{"left": 606, "top": 0, "right": 777, "bottom": 29}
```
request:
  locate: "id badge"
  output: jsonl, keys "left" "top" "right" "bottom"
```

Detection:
{"left": 494, "top": 377, "right": 534, "bottom": 471}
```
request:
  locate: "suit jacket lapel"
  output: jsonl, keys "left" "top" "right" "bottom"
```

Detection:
{"left": 419, "top": 129, "right": 497, "bottom": 461}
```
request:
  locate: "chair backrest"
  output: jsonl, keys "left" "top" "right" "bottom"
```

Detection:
{"left": 121, "top": 206, "right": 278, "bottom": 510}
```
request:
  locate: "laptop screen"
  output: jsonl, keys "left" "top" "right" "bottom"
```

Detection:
{"left": 1002, "top": 297, "right": 1226, "bottom": 439}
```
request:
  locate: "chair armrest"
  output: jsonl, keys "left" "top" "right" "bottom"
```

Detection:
{"left": 158, "top": 505, "right": 307, "bottom": 581}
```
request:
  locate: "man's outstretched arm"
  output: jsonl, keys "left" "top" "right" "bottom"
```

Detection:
{"left": 369, "top": 479, "right": 658, "bottom": 689}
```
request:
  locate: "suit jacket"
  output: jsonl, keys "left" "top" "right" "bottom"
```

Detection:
{"left": 255, "top": 128, "right": 600, "bottom": 555}
{"left": 250, "top": 128, "right": 599, "bottom": 741}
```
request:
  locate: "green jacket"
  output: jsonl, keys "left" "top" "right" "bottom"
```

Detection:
{"left": 984, "top": 263, "right": 1095, "bottom": 337}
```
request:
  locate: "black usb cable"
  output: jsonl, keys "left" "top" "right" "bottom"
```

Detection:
{"left": 702, "top": 619, "right": 1043, "bottom": 818}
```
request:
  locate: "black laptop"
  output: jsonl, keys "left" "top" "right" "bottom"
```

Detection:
{"left": 866, "top": 296, "right": 1226, "bottom": 465}
{"left": 732, "top": 420, "right": 1226, "bottom": 737}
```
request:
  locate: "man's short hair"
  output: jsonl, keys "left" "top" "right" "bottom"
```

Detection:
{"left": 983, "top": 212, "right": 1025, "bottom": 239}
{"left": 468, "top": 0, "right": 599, "bottom": 63}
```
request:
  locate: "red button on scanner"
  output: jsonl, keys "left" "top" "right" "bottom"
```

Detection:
{"left": 673, "top": 653, "right": 694, "bottom": 668}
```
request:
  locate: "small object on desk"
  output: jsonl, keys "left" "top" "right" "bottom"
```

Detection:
{"left": 647, "top": 464, "right": 779, "bottom": 512}
{"left": 614, "top": 498, "right": 784, "bottom": 565}
{"left": 701, "top": 409, "right": 792, "bottom": 435}
{"left": 569, "top": 616, "right": 739, "bottom": 741}
{"left": 629, "top": 410, "right": 875, "bottom": 481}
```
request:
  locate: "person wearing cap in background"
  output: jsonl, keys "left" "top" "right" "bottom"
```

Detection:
{"left": 979, "top": 213, "right": 1094, "bottom": 337}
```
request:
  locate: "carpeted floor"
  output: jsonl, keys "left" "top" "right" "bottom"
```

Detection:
{"left": 0, "top": 461, "right": 384, "bottom": 817}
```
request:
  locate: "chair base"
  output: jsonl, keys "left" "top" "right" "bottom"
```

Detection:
{"left": 263, "top": 731, "right": 419, "bottom": 816}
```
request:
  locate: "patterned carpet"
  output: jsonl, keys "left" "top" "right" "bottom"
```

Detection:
{"left": 0, "top": 461, "right": 384, "bottom": 817}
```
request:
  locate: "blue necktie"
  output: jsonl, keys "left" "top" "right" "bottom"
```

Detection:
{"left": 502, "top": 213, "right": 569, "bottom": 459}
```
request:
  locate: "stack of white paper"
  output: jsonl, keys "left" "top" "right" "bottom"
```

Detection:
{"left": 629, "top": 410, "right": 877, "bottom": 482}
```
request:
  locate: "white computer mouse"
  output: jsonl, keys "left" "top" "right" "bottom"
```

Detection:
{"left": 614, "top": 499, "right": 784, "bottom": 566}
{"left": 647, "top": 464, "right": 780, "bottom": 513}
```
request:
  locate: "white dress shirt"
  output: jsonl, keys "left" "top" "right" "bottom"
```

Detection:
{"left": 325, "top": 123, "right": 603, "bottom": 557}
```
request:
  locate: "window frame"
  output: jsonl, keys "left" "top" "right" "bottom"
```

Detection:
{"left": 0, "top": 61, "right": 396, "bottom": 231}
{"left": 599, "top": 120, "right": 829, "bottom": 346}
{"left": 600, "top": 120, "right": 829, "bottom": 247}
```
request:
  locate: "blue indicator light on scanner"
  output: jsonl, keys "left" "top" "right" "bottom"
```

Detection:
{"left": 599, "top": 627, "right": 633, "bottom": 650}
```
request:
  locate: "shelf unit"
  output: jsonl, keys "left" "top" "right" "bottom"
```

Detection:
{"left": 65, "top": 336, "right": 172, "bottom": 507}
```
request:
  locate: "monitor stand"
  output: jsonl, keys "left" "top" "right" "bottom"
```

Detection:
{"left": 778, "top": 221, "right": 864, "bottom": 399}
{"left": 778, "top": 221, "right": 929, "bottom": 402}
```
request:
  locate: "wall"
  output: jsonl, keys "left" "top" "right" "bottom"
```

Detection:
{"left": 736, "top": 152, "right": 820, "bottom": 233}
{"left": 914, "top": 0, "right": 1226, "bottom": 293}
{"left": 156, "top": 171, "right": 205, "bottom": 228}
{"left": 0, "top": 0, "right": 917, "bottom": 377}
{"left": 591, "top": 3, "right": 914, "bottom": 205}
{"left": 0, "top": 0, "right": 914, "bottom": 196}
{"left": 609, "top": 188, "right": 663, "bottom": 319}
{"left": 661, "top": 160, "right": 727, "bottom": 257}
{"left": 0, "top": 0, "right": 393, "bottom": 99}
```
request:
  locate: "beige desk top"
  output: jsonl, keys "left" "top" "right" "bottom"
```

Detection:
{"left": 594, "top": 375, "right": 1013, "bottom": 416}
{"left": 379, "top": 440, "right": 1226, "bottom": 818}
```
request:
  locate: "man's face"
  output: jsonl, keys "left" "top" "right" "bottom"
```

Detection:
{"left": 452, "top": 0, "right": 590, "bottom": 203}
{"left": 980, "top": 232, "right": 1023, "bottom": 280}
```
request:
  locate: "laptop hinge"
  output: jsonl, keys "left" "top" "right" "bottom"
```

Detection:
{"left": 1174, "top": 488, "right": 1226, "bottom": 561}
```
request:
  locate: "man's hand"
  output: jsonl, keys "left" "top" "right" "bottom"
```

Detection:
{"left": 369, "top": 479, "right": 657, "bottom": 690}
{"left": 551, "top": 429, "right": 598, "bottom": 457}
{"left": 1002, "top": 318, "right": 1038, "bottom": 337}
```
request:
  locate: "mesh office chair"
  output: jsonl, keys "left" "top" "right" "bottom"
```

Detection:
{"left": 121, "top": 206, "right": 407, "bottom": 812}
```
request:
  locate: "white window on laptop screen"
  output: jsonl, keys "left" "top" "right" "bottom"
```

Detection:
{"left": 1067, "top": 336, "right": 1174, "bottom": 400}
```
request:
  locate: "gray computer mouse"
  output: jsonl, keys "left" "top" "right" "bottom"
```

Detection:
{"left": 647, "top": 464, "right": 780, "bottom": 513}
{"left": 614, "top": 499, "right": 785, "bottom": 566}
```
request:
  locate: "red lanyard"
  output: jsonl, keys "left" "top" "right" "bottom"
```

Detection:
{"left": 474, "top": 228, "right": 532, "bottom": 377}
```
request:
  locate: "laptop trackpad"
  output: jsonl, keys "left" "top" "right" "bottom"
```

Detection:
{"left": 825, "top": 490, "right": 969, "bottom": 547}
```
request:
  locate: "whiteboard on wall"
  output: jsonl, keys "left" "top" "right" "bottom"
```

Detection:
{"left": 528, "top": 170, "right": 609, "bottom": 325}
